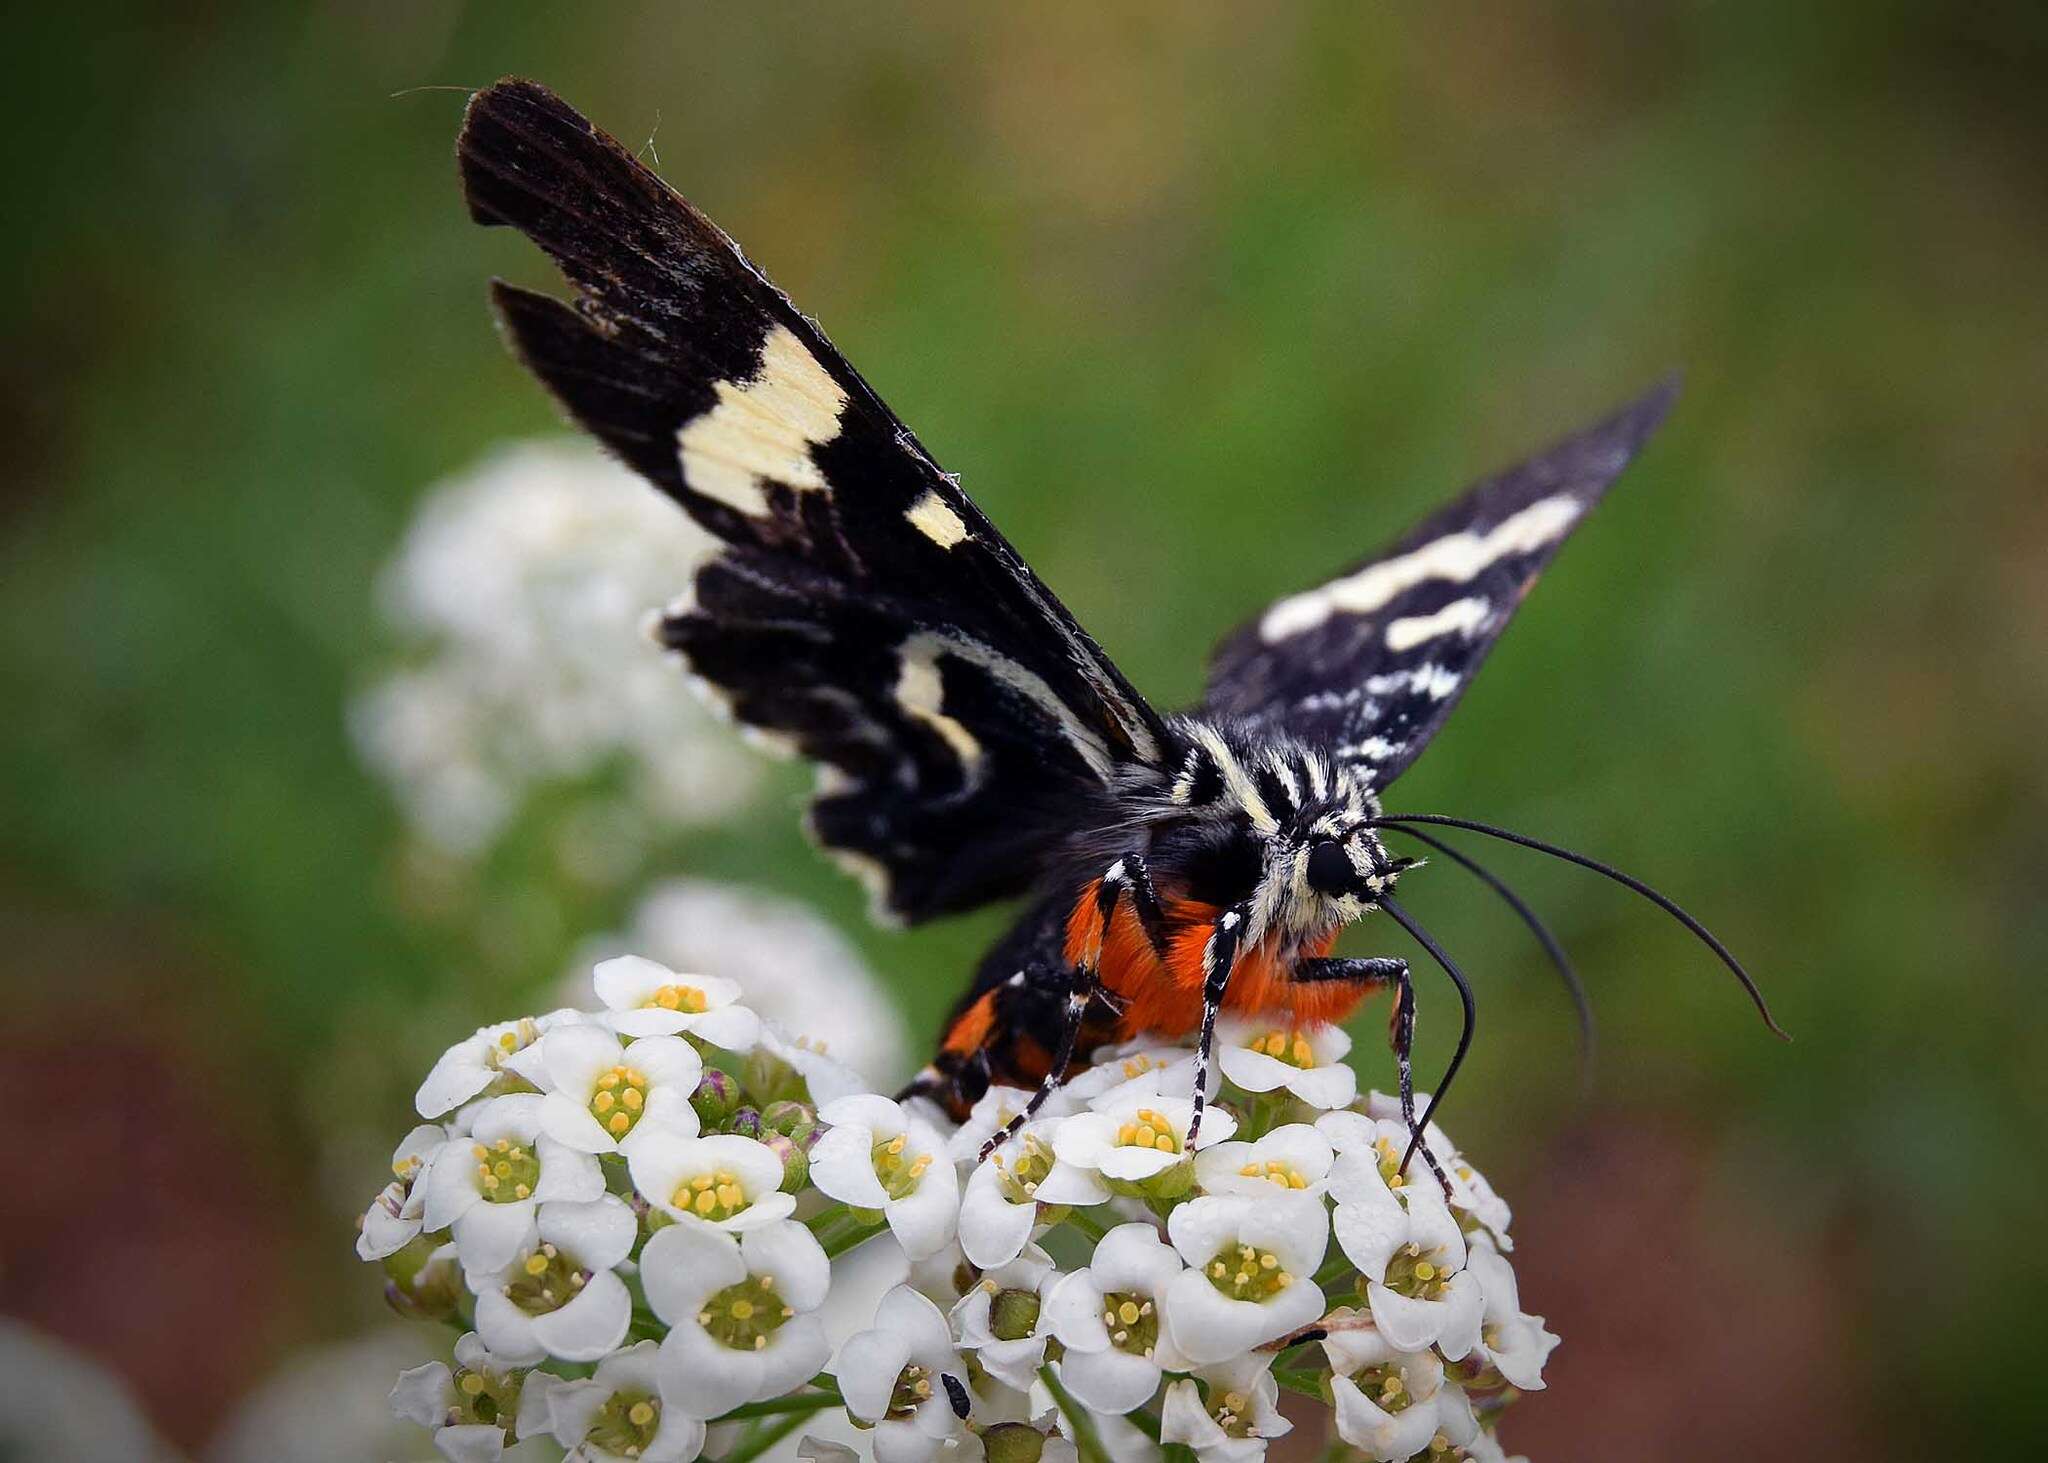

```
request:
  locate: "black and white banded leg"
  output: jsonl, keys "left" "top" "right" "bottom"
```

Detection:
{"left": 1186, "top": 898, "right": 1254, "bottom": 1146}
{"left": 978, "top": 858, "right": 1149, "bottom": 1161}
{"left": 1100, "top": 851, "right": 1171, "bottom": 960}
{"left": 1293, "top": 955, "right": 1451, "bottom": 1196}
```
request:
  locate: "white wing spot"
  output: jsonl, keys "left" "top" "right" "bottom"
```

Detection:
{"left": 1385, "top": 596, "right": 1491, "bottom": 652}
{"left": 905, "top": 489, "right": 970, "bottom": 549}
{"left": 1260, "top": 494, "right": 1583, "bottom": 641}
{"left": 677, "top": 325, "right": 848, "bottom": 517}
{"left": 895, "top": 640, "right": 985, "bottom": 772}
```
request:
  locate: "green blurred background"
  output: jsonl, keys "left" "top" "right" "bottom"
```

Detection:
{"left": 4, "top": 2, "right": 2045, "bottom": 1458}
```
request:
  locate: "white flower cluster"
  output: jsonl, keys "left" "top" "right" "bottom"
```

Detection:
{"left": 362, "top": 967, "right": 1552, "bottom": 1463}
{"left": 352, "top": 440, "right": 762, "bottom": 859}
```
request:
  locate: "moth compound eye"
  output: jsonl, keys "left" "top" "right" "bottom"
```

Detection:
{"left": 1305, "top": 839, "right": 1355, "bottom": 896}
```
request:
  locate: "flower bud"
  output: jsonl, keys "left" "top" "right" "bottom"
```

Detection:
{"left": 762, "top": 1098, "right": 817, "bottom": 1143}
{"left": 727, "top": 1106, "right": 765, "bottom": 1141}
{"left": 690, "top": 1068, "right": 739, "bottom": 1126}
{"left": 763, "top": 1131, "right": 809, "bottom": 1192}
{"left": 381, "top": 1237, "right": 463, "bottom": 1323}
{"left": 989, "top": 1288, "right": 1041, "bottom": 1342}
{"left": 981, "top": 1421, "right": 1053, "bottom": 1463}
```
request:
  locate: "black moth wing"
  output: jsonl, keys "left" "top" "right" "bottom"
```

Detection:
{"left": 457, "top": 79, "right": 1171, "bottom": 921}
{"left": 1204, "top": 380, "right": 1679, "bottom": 786}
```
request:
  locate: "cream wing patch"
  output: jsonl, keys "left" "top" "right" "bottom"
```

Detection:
{"left": 1384, "top": 595, "right": 1491, "bottom": 652}
{"left": 677, "top": 325, "right": 848, "bottom": 517}
{"left": 1259, "top": 493, "right": 1584, "bottom": 641}
{"left": 904, "top": 489, "right": 969, "bottom": 548}
{"left": 894, "top": 639, "right": 985, "bottom": 772}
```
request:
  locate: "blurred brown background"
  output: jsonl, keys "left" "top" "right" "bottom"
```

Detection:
{"left": 4, "top": 2, "right": 2046, "bottom": 1458}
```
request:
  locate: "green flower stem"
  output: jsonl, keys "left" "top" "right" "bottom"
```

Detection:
{"left": 1272, "top": 1368, "right": 1326, "bottom": 1401}
{"left": 1064, "top": 1207, "right": 1111, "bottom": 1244}
{"left": 717, "top": 1406, "right": 813, "bottom": 1463}
{"left": 803, "top": 1201, "right": 852, "bottom": 1239}
{"left": 1125, "top": 1404, "right": 1162, "bottom": 1441}
{"left": 1040, "top": 1364, "right": 1112, "bottom": 1463}
{"left": 1312, "top": 1253, "right": 1356, "bottom": 1292}
{"left": 822, "top": 1217, "right": 891, "bottom": 1259}
{"left": 709, "top": 1378, "right": 843, "bottom": 1421}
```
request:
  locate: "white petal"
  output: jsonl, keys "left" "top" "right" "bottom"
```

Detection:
{"left": 741, "top": 1221, "right": 833, "bottom": 1311}
{"left": 433, "top": 1423, "right": 509, "bottom": 1463}
{"left": 874, "top": 1284, "right": 956, "bottom": 1364}
{"left": 545, "top": 1377, "right": 611, "bottom": 1445}
{"left": 471, "top": 1290, "right": 546, "bottom": 1366}
{"left": 468, "top": 1093, "right": 545, "bottom": 1146}
{"left": 645, "top": 1410, "right": 709, "bottom": 1463}
{"left": 1283, "top": 1060, "right": 1357, "bottom": 1109}
{"left": 1216, "top": 1044, "right": 1294, "bottom": 1094}
{"left": 539, "top": 1194, "right": 638, "bottom": 1271}
{"left": 1029, "top": 1160, "right": 1111, "bottom": 1207}
{"left": 530, "top": 1137, "right": 605, "bottom": 1204}
{"left": 835, "top": 1328, "right": 913, "bottom": 1422}
{"left": 1365, "top": 1282, "right": 1450, "bottom": 1352}
{"left": 541, "top": 1022, "right": 625, "bottom": 1097}
{"left": 452, "top": 1199, "right": 536, "bottom": 1275}
{"left": 1331, "top": 1375, "right": 1440, "bottom": 1462}
{"left": 958, "top": 1164, "right": 1036, "bottom": 1270}
{"left": 819, "top": 1092, "right": 906, "bottom": 1135}
{"left": 1043, "top": 1271, "right": 1109, "bottom": 1352}
{"left": 686, "top": 1003, "right": 762, "bottom": 1051}
{"left": 752, "top": 1314, "right": 832, "bottom": 1400}
{"left": 627, "top": 1034, "right": 704, "bottom": 1090}
{"left": 593, "top": 954, "right": 678, "bottom": 1011}
{"left": 389, "top": 1361, "right": 454, "bottom": 1427}
{"left": 539, "top": 1091, "right": 618, "bottom": 1154}
{"left": 1058, "top": 1345, "right": 1162, "bottom": 1413}
{"left": 531, "top": 1268, "right": 633, "bottom": 1360}
{"left": 1087, "top": 1222, "right": 1184, "bottom": 1295}
{"left": 808, "top": 1125, "right": 892, "bottom": 1208}
{"left": 1096, "top": 1146, "right": 1180, "bottom": 1182}
{"left": 421, "top": 1143, "right": 483, "bottom": 1232}
{"left": 1162, "top": 1268, "right": 1323, "bottom": 1364}
{"left": 1433, "top": 1269, "right": 1486, "bottom": 1363}
{"left": 1157, "top": 1377, "right": 1224, "bottom": 1451}
{"left": 1331, "top": 1202, "right": 1406, "bottom": 1284}
{"left": 884, "top": 1164, "right": 960, "bottom": 1261}
{"left": 639, "top": 1222, "right": 745, "bottom": 1323}
{"left": 657, "top": 1322, "right": 761, "bottom": 1419}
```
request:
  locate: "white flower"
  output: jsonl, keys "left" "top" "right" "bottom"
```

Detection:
{"left": 1163, "top": 1193, "right": 1326, "bottom": 1364}
{"left": 603, "top": 878, "right": 907, "bottom": 1084}
{"left": 1054, "top": 1088, "right": 1235, "bottom": 1194}
{"left": 1465, "top": 1242, "right": 1558, "bottom": 1390}
{"left": 1060, "top": 1039, "right": 1204, "bottom": 1107}
{"left": 946, "top": 1084, "right": 1073, "bottom": 1163}
{"left": 641, "top": 1220, "right": 832, "bottom": 1419}
{"left": 627, "top": 1132, "right": 797, "bottom": 1230}
{"left": 1158, "top": 1354, "right": 1291, "bottom": 1463}
{"left": 470, "top": 1195, "right": 636, "bottom": 1364}
{"left": 520, "top": 1023, "right": 703, "bottom": 1155}
{"left": 1454, "top": 1430, "right": 1528, "bottom": 1463}
{"left": 756, "top": 1022, "right": 873, "bottom": 1106}
{"left": 797, "top": 1441, "right": 860, "bottom": 1463}
{"left": 416, "top": 1011, "right": 578, "bottom": 1119}
{"left": 546, "top": 1340, "right": 706, "bottom": 1463}
{"left": 1043, "top": 1222, "right": 1188, "bottom": 1412}
{"left": 956, "top": 1110, "right": 1107, "bottom": 1270}
{"left": 423, "top": 1095, "right": 605, "bottom": 1275}
{"left": 1359, "top": 1091, "right": 1513, "bottom": 1246}
{"left": 810, "top": 1095, "right": 960, "bottom": 1260}
{"left": 1325, "top": 1323, "right": 1478, "bottom": 1462}
{"left": 1192, "top": 1122, "right": 1334, "bottom": 1199}
{"left": 837, "top": 1284, "right": 970, "bottom": 1463}
{"left": 1216, "top": 1019, "right": 1356, "bottom": 1109}
{"left": 358, "top": 1123, "right": 448, "bottom": 1261}
{"left": 949, "top": 1246, "right": 1059, "bottom": 1391}
{"left": 591, "top": 955, "right": 762, "bottom": 1049}
{"left": 353, "top": 439, "right": 759, "bottom": 857}
{"left": 1327, "top": 1147, "right": 1481, "bottom": 1356}
{"left": 389, "top": 1332, "right": 547, "bottom": 1463}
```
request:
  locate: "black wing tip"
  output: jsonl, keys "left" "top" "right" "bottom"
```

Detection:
{"left": 456, "top": 78, "right": 594, "bottom": 226}
{"left": 1604, "top": 369, "right": 1683, "bottom": 453}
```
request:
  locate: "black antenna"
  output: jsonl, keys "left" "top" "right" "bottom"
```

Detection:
{"left": 1384, "top": 823, "right": 1595, "bottom": 1079}
{"left": 1380, "top": 895, "right": 1476, "bottom": 1178}
{"left": 1375, "top": 813, "right": 1787, "bottom": 1039}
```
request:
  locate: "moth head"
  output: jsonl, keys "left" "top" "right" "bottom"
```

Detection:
{"left": 1298, "top": 824, "right": 1408, "bottom": 907}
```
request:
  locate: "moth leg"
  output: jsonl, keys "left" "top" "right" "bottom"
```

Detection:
{"left": 978, "top": 958, "right": 1098, "bottom": 1161}
{"left": 1099, "top": 852, "right": 1171, "bottom": 962}
{"left": 1384, "top": 960, "right": 1452, "bottom": 1198}
{"left": 1187, "top": 899, "right": 1253, "bottom": 1146}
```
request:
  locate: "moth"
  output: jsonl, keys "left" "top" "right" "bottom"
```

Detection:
{"left": 456, "top": 80, "right": 1779, "bottom": 1173}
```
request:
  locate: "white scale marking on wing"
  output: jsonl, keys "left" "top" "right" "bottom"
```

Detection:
{"left": 1384, "top": 596, "right": 1491, "bottom": 653}
{"left": 676, "top": 324, "right": 848, "bottom": 517}
{"left": 1259, "top": 493, "right": 1583, "bottom": 641}
{"left": 901, "top": 630, "right": 1117, "bottom": 784}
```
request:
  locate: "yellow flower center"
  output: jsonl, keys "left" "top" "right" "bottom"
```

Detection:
{"left": 471, "top": 1139, "right": 540, "bottom": 1203}
{"left": 1382, "top": 1241, "right": 1452, "bottom": 1301}
{"left": 1373, "top": 1136, "right": 1410, "bottom": 1191}
{"left": 1248, "top": 1029, "right": 1316, "bottom": 1068}
{"left": 646, "top": 983, "right": 708, "bottom": 1014}
{"left": 1237, "top": 1158, "right": 1311, "bottom": 1190}
{"left": 485, "top": 1018, "right": 540, "bottom": 1073}
{"left": 990, "top": 1132, "right": 1055, "bottom": 1205}
{"left": 1211, "top": 1387, "right": 1255, "bottom": 1438}
{"left": 1352, "top": 1362, "right": 1414, "bottom": 1414}
{"left": 1205, "top": 1242, "right": 1294, "bottom": 1301}
{"left": 886, "top": 1363, "right": 936, "bottom": 1420}
{"left": 449, "top": 1363, "right": 521, "bottom": 1428}
{"left": 673, "top": 1168, "right": 752, "bottom": 1222}
{"left": 871, "top": 1133, "right": 933, "bottom": 1200}
{"left": 586, "top": 1388, "right": 662, "bottom": 1457}
{"left": 697, "top": 1274, "right": 792, "bottom": 1351}
{"left": 589, "top": 1064, "right": 650, "bottom": 1139}
{"left": 505, "top": 1242, "right": 590, "bottom": 1315}
{"left": 1114, "top": 1107, "right": 1184, "bottom": 1155}
{"left": 1099, "top": 1289, "right": 1158, "bottom": 1356}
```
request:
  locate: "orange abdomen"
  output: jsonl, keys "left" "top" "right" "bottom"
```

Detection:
{"left": 1063, "top": 881, "right": 1366, "bottom": 1039}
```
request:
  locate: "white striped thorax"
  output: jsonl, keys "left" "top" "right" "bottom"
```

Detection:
{"left": 1166, "top": 719, "right": 1402, "bottom": 942}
